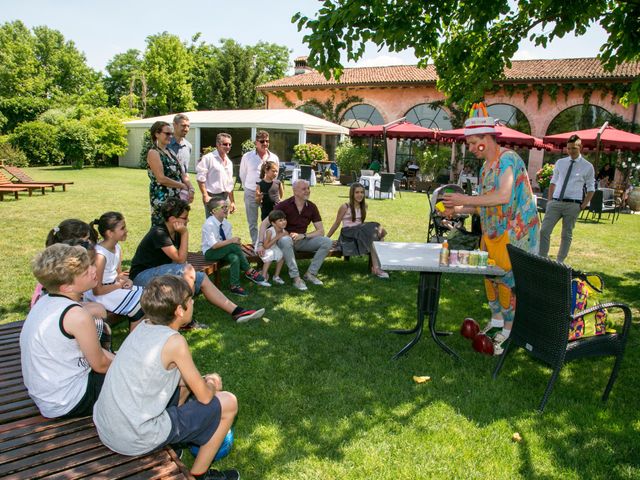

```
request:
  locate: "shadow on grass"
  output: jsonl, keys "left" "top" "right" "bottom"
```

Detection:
{"left": 104, "top": 255, "right": 636, "bottom": 478}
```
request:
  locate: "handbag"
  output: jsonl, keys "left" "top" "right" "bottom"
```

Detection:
{"left": 569, "top": 272, "right": 612, "bottom": 341}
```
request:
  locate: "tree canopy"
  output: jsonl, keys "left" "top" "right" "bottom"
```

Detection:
{"left": 293, "top": 0, "right": 640, "bottom": 108}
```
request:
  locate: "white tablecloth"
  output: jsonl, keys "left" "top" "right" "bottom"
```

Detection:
{"left": 291, "top": 168, "right": 317, "bottom": 186}
{"left": 359, "top": 174, "right": 395, "bottom": 199}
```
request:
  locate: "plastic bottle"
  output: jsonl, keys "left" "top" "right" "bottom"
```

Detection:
{"left": 439, "top": 240, "right": 449, "bottom": 266}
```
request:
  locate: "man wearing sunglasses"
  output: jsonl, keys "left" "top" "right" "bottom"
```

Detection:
{"left": 196, "top": 133, "right": 236, "bottom": 218}
{"left": 239, "top": 130, "right": 280, "bottom": 244}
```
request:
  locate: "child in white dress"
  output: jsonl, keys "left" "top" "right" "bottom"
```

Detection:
{"left": 255, "top": 209, "right": 287, "bottom": 285}
{"left": 86, "top": 212, "right": 144, "bottom": 330}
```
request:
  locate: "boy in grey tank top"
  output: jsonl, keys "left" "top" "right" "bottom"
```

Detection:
{"left": 94, "top": 275, "right": 240, "bottom": 480}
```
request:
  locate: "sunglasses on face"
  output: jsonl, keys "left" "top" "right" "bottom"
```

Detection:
{"left": 161, "top": 131, "right": 172, "bottom": 136}
{"left": 220, "top": 143, "right": 231, "bottom": 147}
{"left": 258, "top": 139, "right": 269, "bottom": 144}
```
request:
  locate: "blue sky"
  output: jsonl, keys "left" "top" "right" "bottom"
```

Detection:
{"left": 2, "top": 0, "right": 608, "bottom": 72}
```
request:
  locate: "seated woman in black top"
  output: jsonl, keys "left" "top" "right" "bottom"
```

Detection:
{"left": 130, "top": 199, "right": 265, "bottom": 325}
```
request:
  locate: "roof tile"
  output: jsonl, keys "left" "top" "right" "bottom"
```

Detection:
{"left": 258, "top": 58, "right": 640, "bottom": 90}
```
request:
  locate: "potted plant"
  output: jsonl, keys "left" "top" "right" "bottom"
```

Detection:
{"left": 335, "top": 139, "right": 368, "bottom": 185}
{"left": 536, "top": 163, "right": 554, "bottom": 194}
{"left": 293, "top": 143, "right": 328, "bottom": 167}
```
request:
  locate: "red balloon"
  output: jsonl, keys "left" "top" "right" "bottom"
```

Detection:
{"left": 460, "top": 318, "right": 480, "bottom": 339}
{"left": 472, "top": 333, "right": 494, "bottom": 355}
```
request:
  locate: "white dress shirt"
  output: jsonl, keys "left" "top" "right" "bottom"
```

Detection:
{"left": 201, "top": 216, "right": 233, "bottom": 254}
{"left": 196, "top": 150, "right": 234, "bottom": 194}
{"left": 550, "top": 155, "right": 595, "bottom": 201}
{"left": 239, "top": 150, "right": 280, "bottom": 191}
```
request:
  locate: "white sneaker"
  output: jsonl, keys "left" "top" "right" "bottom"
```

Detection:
{"left": 303, "top": 273, "right": 323, "bottom": 285}
{"left": 257, "top": 280, "right": 271, "bottom": 287}
{"left": 492, "top": 332, "right": 509, "bottom": 355}
{"left": 272, "top": 276, "right": 285, "bottom": 285}
{"left": 293, "top": 278, "right": 308, "bottom": 291}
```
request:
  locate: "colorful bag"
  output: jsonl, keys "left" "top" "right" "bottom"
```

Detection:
{"left": 569, "top": 273, "right": 613, "bottom": 341}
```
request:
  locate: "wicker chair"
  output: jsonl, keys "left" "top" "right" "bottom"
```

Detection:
{"left": 493, "top": 245, "right": 633, "bottom": 412}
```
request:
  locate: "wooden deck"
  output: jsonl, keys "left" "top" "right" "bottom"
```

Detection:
{"left": 0, "top": 321, "right": 193, "bottom": 479}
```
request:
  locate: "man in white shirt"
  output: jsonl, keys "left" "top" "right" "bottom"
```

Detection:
{"left": 239, "top": 130, "right": 280, "bottom": 243}
{"left": 196, "top": 133, "right": 236, "bottom": 218}
{"left": 539, "top": 135, "right": 595, "bottom": 263}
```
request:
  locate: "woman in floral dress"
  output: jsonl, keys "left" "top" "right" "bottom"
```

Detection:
{"left": 146, "top": 121, "right": 192, "bottom": 226}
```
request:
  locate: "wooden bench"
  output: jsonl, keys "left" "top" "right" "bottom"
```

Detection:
{"left": 0, "top": 186, "right": 29, "bottom": 201}
{"left": 186, "top": 252, "right": 221, "bottom": 287}
{"left": 242, "top": 244, "right": 370, "bottom": 268}
{"left": 0, "top": 321, "right": 194, "bottom": 479}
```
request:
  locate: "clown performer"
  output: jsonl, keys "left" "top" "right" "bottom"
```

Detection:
{"left": 442, "top": 103, "right": 539, "bottom": 355}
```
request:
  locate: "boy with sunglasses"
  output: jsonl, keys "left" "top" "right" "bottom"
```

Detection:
{"left": 202, "top": 198, "right": 270, "bottom": 296}
{"left": 239, "top": 130, "right": 280, "bottom": 244}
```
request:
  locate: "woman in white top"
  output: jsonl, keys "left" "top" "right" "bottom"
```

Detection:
{"left": 327, "top": 183, "right": 389, "bottom": 278}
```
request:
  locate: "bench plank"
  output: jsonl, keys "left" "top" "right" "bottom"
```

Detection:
{"left": 187, "top": 252, "right": 221, "bottom": 287}
{"left": 0, "top": 321, "right": 193, "bottom": 480}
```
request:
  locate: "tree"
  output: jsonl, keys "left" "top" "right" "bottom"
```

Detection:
{"left": 189, "top": 37, "right": 290, "bottom": 110}
{"left": 143, "top": 32, "right": 195, "bottom": 116}
{"left": 294, "top": 1, "right": 640, "bottom": 108}
{"left": 0, "top": 21, "right": 45, "bottom": 98}
{"left": 298, "top": 94, "right": 363, "bottom": 123}
{"left": 104, "top": 49, "right": 143, "bottom": 107}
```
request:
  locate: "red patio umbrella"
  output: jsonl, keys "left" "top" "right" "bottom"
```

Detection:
{"left": 438, "top": 125, "right": 551, "bottom": 150}
{"left": 350, "top": 121, "right": 437, "bottom": 140}
{"left": 543, "top": 125, "right": 640, "bottom": 153}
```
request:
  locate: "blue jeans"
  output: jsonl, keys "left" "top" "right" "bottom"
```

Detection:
{"left": 132, "top": 263, "right": 205, "bottom": 294}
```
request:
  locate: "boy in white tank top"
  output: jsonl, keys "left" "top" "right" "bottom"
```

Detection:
{"left": 20, "top": 244, "right": 114, "bottom": 418}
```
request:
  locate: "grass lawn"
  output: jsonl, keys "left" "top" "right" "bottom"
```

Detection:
{"left": 1, "top": 166, "right": 639, "bottom": 479}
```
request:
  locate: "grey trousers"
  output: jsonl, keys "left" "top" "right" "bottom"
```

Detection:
{"left": 244, "top": 189, "right": 260, "bottom": 244}
{"left": 539, "top": 200, "right": 581, "bottom": 263}
{"left": 277, "top": 235, "right": 333, "bottom": 278}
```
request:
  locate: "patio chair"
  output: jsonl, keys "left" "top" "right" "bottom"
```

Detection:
{"left": 493, "top": 245, "right": 632, "bottom": 412}
{"left": 582, "top": 189, "right": 617, "bottom": 223}
{"left": 360, "top": 169, "right": 374, "bottom": 177}
{"left": 2, "top": 165, "right": 73, "bottom": 191}
{"left": 373, "top": 173, "right": 396, "bottom": 199}
{"left": 299, "top": 165, "right": 313, "bottom": 183}
{"left": 0, "top": 171, "right": 48, "bottom": 195}
{"left": 393, "top": 172, "right": 404, "bottom": 198}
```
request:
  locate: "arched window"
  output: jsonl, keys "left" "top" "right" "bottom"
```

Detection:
{"left": 341, "top": 104, "right": 384, "bottom": 128}
{"left": 487, "top": 104, "right": 531, "bottom": 134}
{"left": 546, "top": 104, "right": 613, "bottom": 135}
{"left": 404, "top": 103, "right": 452, "bottom": 130}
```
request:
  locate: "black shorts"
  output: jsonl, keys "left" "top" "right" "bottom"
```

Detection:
{"left": 161, "top": 389, "right": 222, "bottom": 447}
{"left": 61, "top": 370, "right": 105, "bottom": 418}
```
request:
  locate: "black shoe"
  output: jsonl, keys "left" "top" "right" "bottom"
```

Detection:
{"left": 180, "top": 321, "right": 209, "bottom": 331}
{"left": 198, "top": 468, "right": 240, "bottom": 480}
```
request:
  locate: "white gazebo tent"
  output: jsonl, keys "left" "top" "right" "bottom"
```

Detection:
{"left": 120, "top": 109, "right": 349, "bottom": 171}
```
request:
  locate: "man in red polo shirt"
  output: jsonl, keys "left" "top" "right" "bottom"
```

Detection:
{"left": 257, "top": 180, "right": 332, "bottom": 291}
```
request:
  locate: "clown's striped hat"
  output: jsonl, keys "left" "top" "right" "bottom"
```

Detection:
{"left": 464, "top": 103, "right": 500, "bottom": 137}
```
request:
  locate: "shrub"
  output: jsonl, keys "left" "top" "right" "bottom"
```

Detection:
{"left": 138, "top": 131, "right": 153, "bottom": 169}
{"left": 293, "top": 143, "right": 328, "bottom": 166}
{"left": 0, "top": 142, "right": 28, "bottom": 167}
{"left": 83, "top": 108, "right": 129, "bottom": 166}
{"left": 335, "top": 139, "right": 368, "bottom": 174}
{"left": 536, "top": 163, "right": 554, "bottom": 192}
{"left": 415, "top": 147, "right": 450, "bottom": 180}
{"left": 57, "top": 120, "right": 97, "bottom": 169}
{"left": 241, "top": 139, "right": 255, "bottom": 155}
{"left": 9, "top": 120, "right": 64, "bottom": 165}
